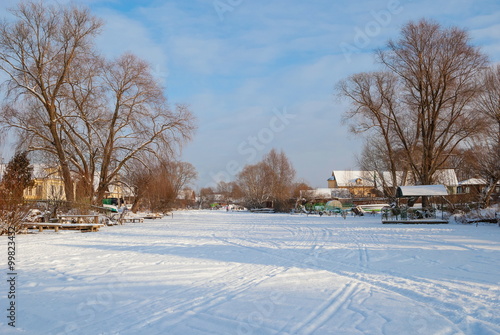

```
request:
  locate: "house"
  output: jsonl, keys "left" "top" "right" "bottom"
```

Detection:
{"left": 0, "top": 163, "right": 66, "bottom": 201}
{"left": 457, "top": 178, "right": 500, "bottom": 195}
{"left": 25, "top": 165, "right": 66, "bottom": 200}
{"left": 327, "top": 171, "right": 378, "bottom": 197}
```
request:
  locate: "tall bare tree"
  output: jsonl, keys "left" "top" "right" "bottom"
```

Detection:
{"left": 339, "top": 19, "right": 489, "bottom": 206}
{"left": 0, "top": 1, "right": 103, "bottom": 202}
{"left": 79, "top": 53, "right": 195, "bottom": 203}
{"left": 263, "top": 149, "right": 296, "bottom": 211}
{"left": 122, "top": 157, "right": 154, "bottom": 212}
{"left": 238, "top": 162, "right": 270, "bottom": 209}
{"left": 338, "top": 71, "right": 405, "bottom": 197}
{"left": 473, "top": 64, "right": 500, "bottom": 206}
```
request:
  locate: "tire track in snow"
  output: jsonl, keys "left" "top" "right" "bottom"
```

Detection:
{"left": 350, "top": 272, "right": 500, "bottom": 333}
{"left": 62, "top": 263, "right": 287, "bottom": 335}
{"left": 104, "top": 229, "right": 291, "bottom": 333}
{"left": 145, "top": 266, "right": 287, "bottom": 331}
{"left": 287, "top": 282, "right": 361, "bottom": 335}
{"left": 212, "top": 228, "right": 473, "bottom": 334}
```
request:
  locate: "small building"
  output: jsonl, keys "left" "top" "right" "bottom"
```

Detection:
{"left": 457, "top": 178, "right": 500, "bottom": 195}
{"left": 327, "top": 171, "right": 378, "bottom": 198}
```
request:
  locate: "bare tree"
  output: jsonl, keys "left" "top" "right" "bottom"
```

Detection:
{"left": 238, "top": 149, "right": 296, "bottom": 211}
{"left": 216, "top": 181, "right": 232, "bottom": 205}
{"left": 263, "top": 149, "right": 296, "bottom": 211}
{"left": 473, "top": 64, "right": 500, "bottom": 206}
{"left": 338, "top": 71, "right": 405, "bottom": 197}
{"left": 339, "top": 19, "right": 489, "bottom": 207}
{"left": 377, "top": 19, "right": 488, "bottom": 187}
{"left": 238, "top": 162, "right": 271, "bottom": 209}
{"left": 90, "top": 54, "right": 195, "bottom": 203}
{"left": 0, "top": 1, "right": 103, "bottom": 202}
{"left": 163, "top": 160, "right": 198, "bottom": 200}
{"left": 132, "top": 159, "right": 197, "bottom": 212}
{"left": 122, "top": 158, "right": 154, "bottom": 212}
{"left": 292, "top": 181, "right": 312, "bottom": 199}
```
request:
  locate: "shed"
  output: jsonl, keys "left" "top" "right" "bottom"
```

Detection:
{"left": 383, "top": 185, "right": 449, "bottom": 224}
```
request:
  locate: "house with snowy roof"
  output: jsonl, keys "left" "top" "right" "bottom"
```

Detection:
{"left": 457, "top": 178, "right": 500, "bottom": 195}
{"left": 327, "top": 170, "right": 379, "bottom": 198}
{"left": 27, "top": 164, "right": 66, "bottom": 200}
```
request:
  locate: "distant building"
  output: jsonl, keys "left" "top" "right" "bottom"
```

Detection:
{"left": 327, "top": 170, "right": 378, "bottom": 198}
{"left": 0, "top": 163, "right": 131, "bottom": 203}
{"left": 176, "top": 189, "right": 196, "bottom": 208}
{"left": 458, "top": 178, "right": 500, "bottom": 195}
{"left": 0, "top": 164, "right": 66, "bottom": 201}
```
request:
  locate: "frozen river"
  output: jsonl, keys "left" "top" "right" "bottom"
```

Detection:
{"left": 2, "top": 210, "right": 499, "bottom": 334}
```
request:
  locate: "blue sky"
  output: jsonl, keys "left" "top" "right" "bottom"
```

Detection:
{"left": 1, "top": 0, "right": 499, "bottom": 189}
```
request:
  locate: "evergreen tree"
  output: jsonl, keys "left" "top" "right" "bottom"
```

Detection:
{"left": 1, "top": 151, "right": 35, "bottom": 201}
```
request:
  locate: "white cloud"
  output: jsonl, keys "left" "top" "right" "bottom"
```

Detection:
{"left": 94, "top": 8, "right": 167, "bottom": 66}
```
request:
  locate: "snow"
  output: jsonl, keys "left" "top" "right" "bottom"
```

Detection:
{"left": 2, "top": 210, "right": 500, "bottom": 335}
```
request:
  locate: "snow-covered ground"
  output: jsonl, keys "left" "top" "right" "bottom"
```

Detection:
{"left": 2, "top": 210, "right": 499, "bottom": 335}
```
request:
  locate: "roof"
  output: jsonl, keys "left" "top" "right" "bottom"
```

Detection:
{"left": 330, "top": 171, "right": 375, "bottom": 187}
{"left": 433, "top": 169, "right": 459, "bottom": 187}
{"left": 396, "top": 185, "right": 449, "bottom": 197}
{"left": 459, "top": 178, "right": 487, "bottom": 185}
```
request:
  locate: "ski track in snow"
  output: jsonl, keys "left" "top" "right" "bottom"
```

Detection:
{"left": 1, "top": 210, "right": 499, "bottom": 335}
